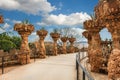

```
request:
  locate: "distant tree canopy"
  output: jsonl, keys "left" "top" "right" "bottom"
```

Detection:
{"left": 0, "top": 32, "right": 21, "bottom": 52}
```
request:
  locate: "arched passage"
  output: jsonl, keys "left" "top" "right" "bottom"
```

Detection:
{"left": 99, "top": 28, "right": 112, "bottom": 54}
{"left": 99, "top": 28, "right": 112, "bottom": 41}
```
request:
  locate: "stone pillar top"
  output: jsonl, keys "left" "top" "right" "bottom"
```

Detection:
{"left": 68, "top": 37, "right": 76, "bottom": 43}
{"left": 37, "top": 30, "right": 48, "bottom": 40}
{"left": 37, "top": 30, "right": 48, "bottom": 36}
{"left": 84, "top": 19, "right": 101, "bottom": 31}
{"left": 14, "top": 23, "right": 34, "bottom": 35}
{"left": 61, "top": 37, "right": 68, "bottom": 42}
{"left": 50, "top": 33, "right": 60, "bottom": 41}
{"left": 82, "top": 31, "right": 89, "bottom": 38}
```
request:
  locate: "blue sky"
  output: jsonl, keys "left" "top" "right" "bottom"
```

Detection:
{"left": 0, "top": 0, "right": 111, "bottom": 42}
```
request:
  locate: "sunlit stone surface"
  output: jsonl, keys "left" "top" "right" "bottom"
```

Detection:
{"left": 37, "top": 29, "right": 48, "bottom": 58}
{"left": 14, "top": 23, "right": 34, "bottom": 64}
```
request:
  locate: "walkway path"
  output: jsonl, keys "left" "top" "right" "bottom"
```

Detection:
{"left": 0, "top": 54, "right": 76, "bottom": 80}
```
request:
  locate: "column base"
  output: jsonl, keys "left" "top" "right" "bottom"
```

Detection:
{"left": 62, "top": 49, "right": 67, "bottom": 54}
{"left": 52, "top": 49, "right": 57, "bottom": 56}
{"left": 69, "top": 50, "right": 75, "bottom": 53}
{"left": 52, "top": 52, "right": 57, "bottom": 56}
{"left": 108, "top": 49, "right": 120, "bottom": 80}
{"left": 17, "top": 53, "right": 30, "bottom": 65}
{"left": 38, "top": 51, "right": 46, "bottom": 59}
{"left": 90, "top": 49, "right": 103, "bottom": 73}
{"left": 69, "top": 47, "right": 75, "bottom": 53}
{"left": 52, "top": 54, "right": 57, "bottom": 56}
{"left": 62, "top": 51, "right": 67, "bottom": 54}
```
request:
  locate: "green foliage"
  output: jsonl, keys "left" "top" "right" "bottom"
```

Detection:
{"left": 10, "top": 36, "right": 21, "bottom": 49}
{"left": 0, "top": 40, "right": 16, "bottom": 52}
{"left": 22, "top": 19, "right": 30, "bottom": 24}
{"left": 70, "top": 35, "right": 74, "bottom": 38}
{"left": 29, "top": 43, "right": 36, "bottom": 49}
{"left": 40, "top": 26, "right": 45, "bottom": 30}
{"left": 0, "top": 32, "right": 11, "bottom": 41}
{"left": 90, "top": 13, "right": 95, "bottom": 20}
{"left": 53, "top": 28, "right": 58, "bottom": 33}
{"left": 0, "top": 32, "right": 21, "bottom": 51}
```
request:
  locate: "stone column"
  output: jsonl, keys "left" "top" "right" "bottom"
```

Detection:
{"left": 90, "top": 29, "right": 103, "bottom": 72}
{"left": 14, "top": 23, "right": 34, "bottom": 64}
{"left": 61, "top": 37, "right": 68, "bottom": 54}
{"left": 68, "top": 37, "right": 76, "bottom": 53}
{"left": 50, "top": 33, "right": 60, "bottom": 55}
{"left": 84, "top": 20, "right": 103, "bottom": 72}
{"left": 82, "top": 31, "right": 92, "bottom": 62}
{"left": 107, "top": 25, "right": 120, "bottom": 79}
{"left": 37, "top": 30, "right": 48, "bottom": 58}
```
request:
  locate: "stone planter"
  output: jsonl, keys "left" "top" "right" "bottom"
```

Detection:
{"left": 68, "top": 37, "right": 76, "bottom": 53}
{"left": 14, "top": 23, "right": 34, "bottom": 64}
{"left": 37, "top": 30, "right": 48, "bottom": 58}
{"left": 50, "top": 33, "right": 60, "bottom": 55}
{"left": 61, "top": 37, "right": 68, "bottom": 54}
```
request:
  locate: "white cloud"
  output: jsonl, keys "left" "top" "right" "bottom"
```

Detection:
{"left": 12, "top": 20, "right": 21, "bottom": 24}
{"left": 37, "top": 12, "right": 91, "bottom": 26}
{"left": 0, "top": 0, "right": 19, "bottom": 10}
{"left": 3, "top": 23, "right": 10, "bottom": 29}
{"left": 0, "top": 28, "right": 5, "bottom": 33}
{"left": 5, "top": 18, "right": 22, "bottom": 23}
{"left": 5, "top": 18, "right": 10, "bottom": 22}
{"left": 36, "top": 22, "right": 48, "bottom": 26}
{"left": 71, "top": 28, "right": 85, "bottom": 36}
{"left": 31, "top": 32, "right": 37, "bottom": 36}
{"left": 0, "top": 0, "right": 56, "bottom": 15}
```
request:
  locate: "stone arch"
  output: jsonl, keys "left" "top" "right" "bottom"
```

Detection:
{"left": 99, "top": 28, "right": 112, "bottom": 40}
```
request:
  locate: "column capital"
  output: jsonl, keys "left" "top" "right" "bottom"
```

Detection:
{"left": 50, "top": 33, "right": 60, "bottom": 42}
{"left": 61, "top": 37, "right": 68, "bottom": 42}
{"left": 37, "top": 30, "right": 48, "bottom": 40}
{"left": 68, "top": 37, "right": 76, "bottom": 44}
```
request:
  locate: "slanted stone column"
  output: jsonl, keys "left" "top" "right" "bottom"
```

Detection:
{"left": 50, "top": 33, "right": 60, "bottom": 55}
{"left": 37, "top": 30, "right": 48, "bottom": 58}
{"left": 90, "top": 28, "right": 103, "bottom": 72}
{"left": 68, "top": 37, "right": 76, "bottom": 53}
{"left": 82, "top": 31, "right": 92, "bottom": 62}
{"left": 14, "top": 23, "right": 34, "bottom": 64}
{"left": 84, "top": 20, "right": 103, "bottom": 72}
{"left": 107, "top": 24, "right": 120, "bottom": 79}
{"left": 61, "top": 37, "right": 68, "bottom": 54}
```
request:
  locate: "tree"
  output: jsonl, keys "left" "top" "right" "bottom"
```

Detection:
{"left": 0, "top": 32, "right": 21, "bottom": 51}
{"left": 0, "top": 32, "right": 11, "bottom": 41}
{"left": 57, "top": 27, "right": 82, "bottom": 46}
{"left": 0, "top": 40, "right": 16, "bottom": 52}
{"left": 10, "top": 36, "right": 21, "bottom": 49}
